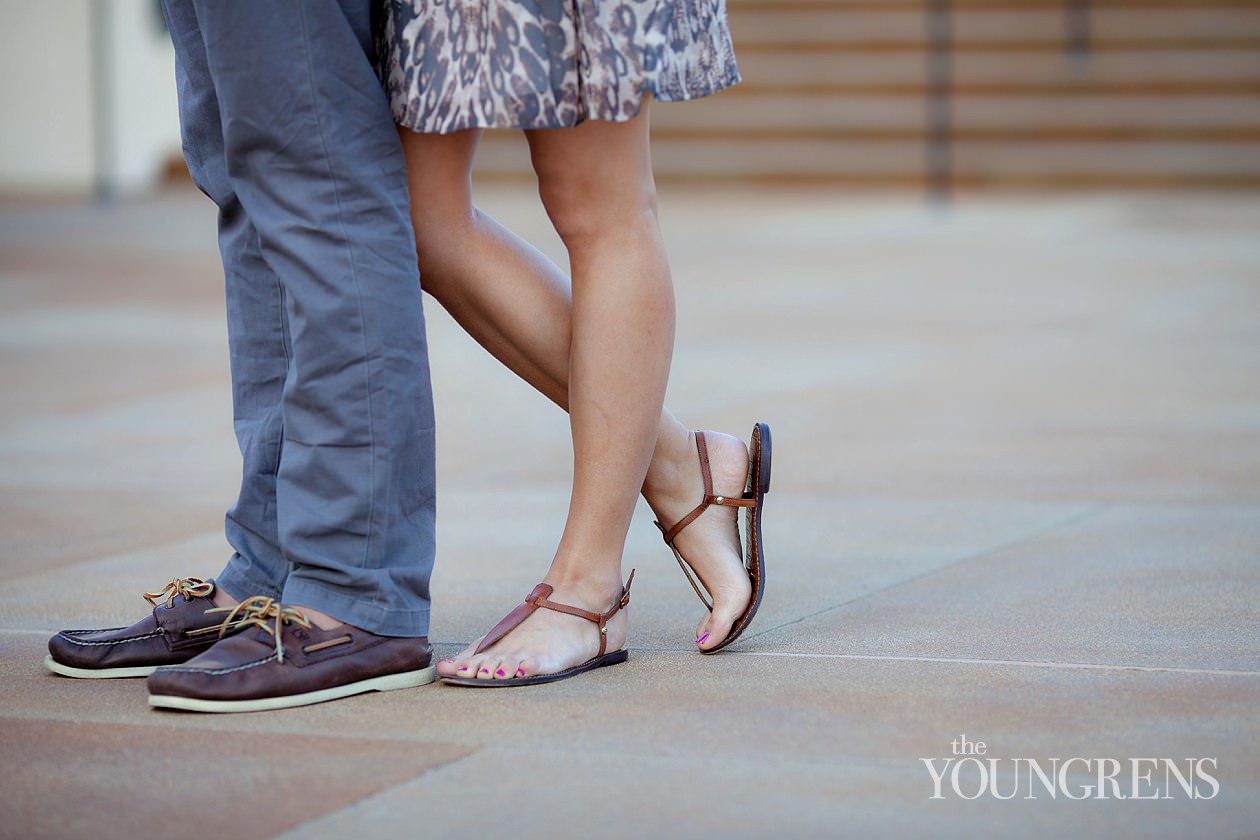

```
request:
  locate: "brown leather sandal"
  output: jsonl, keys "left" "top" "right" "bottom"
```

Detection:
{"left": 440, "top": 571, "right": 635, "bottom": 687}
{"left": 656, "top": 422, "right": 771, "bottom": 655}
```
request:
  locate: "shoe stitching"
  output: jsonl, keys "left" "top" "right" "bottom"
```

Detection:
{"left": 155, "top": 637, "right": 412, "bottom": 679}
{"left": 57, "top": 630, "right": 161, "bottom": 647}
{"left": 158, "top": 653, "right": 278, "bottom": 676}
{"left": 59, "top": 627, "right": 127, "bottom": 636}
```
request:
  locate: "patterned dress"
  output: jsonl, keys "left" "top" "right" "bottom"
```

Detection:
{"left": 378, "top": 0, "right": 741, "bottom": 134}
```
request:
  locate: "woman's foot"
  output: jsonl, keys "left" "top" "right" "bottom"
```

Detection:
{"left": 435, "top": 577, "right": 629, "bottom": 681}
{"left": 643, "top": 430, "right": 753, "bottom": 651}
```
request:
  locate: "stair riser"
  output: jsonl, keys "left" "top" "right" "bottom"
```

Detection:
{"left": 734, "top": 51, "right": 1260, "bottom": 87}
{"left": 463, "top": 2, "right": 1260, "bottom": 188}
{"left": 644, "top": 94, "right": 1260, "bottom": 132}
{"left": 731, "top": 9, "right": 1260, "bottom": 44}
{"left": 473, "top": 134, "right": 1260, "bottom": 177}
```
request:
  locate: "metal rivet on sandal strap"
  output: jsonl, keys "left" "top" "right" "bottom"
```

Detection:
{"left": 715, "top": 496, "right": 725, "bottom": 505}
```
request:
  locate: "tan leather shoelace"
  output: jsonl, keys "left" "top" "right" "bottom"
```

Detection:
{"left": 143, "top": 577, "right": 215, "bottom": 609}
{"left": 198, "top": 596, "right": 312, "bottom": 663}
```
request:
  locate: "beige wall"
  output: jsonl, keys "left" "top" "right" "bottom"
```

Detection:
{"left": 0, "top": 0, "right": 180, "bottom": 195}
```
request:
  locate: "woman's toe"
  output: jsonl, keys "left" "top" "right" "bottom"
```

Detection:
{"left": 516, "top": 656, "right": 539, "bottom": 678}
{"left": 696, "top": 604, "right": 742, "bottom": 650}
{"left": 455, "top": 656, "right": 482, "bottom": 678}
{"left": 491, "top": 658, "right": 517, "bottom": 680}
{"left": 698, "top": 621, "right": 733, "bottom": 650}
{"left": 440, "top": 640, "right": 482, "bottom": 677}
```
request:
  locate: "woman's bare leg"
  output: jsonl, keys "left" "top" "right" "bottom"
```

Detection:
{"left": 399, "top": 122, "right": 749, "bottom": 663}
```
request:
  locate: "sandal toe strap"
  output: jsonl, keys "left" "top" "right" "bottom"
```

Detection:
{"left": 475, "top": 572, "right": 635, "bottom": 659}
{"left": 475, "top": 583, "right": 552, "bottom": 655}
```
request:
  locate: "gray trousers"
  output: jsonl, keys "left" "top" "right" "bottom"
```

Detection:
{"left": 160, "top": 0, "right": 437, "bottom": 636}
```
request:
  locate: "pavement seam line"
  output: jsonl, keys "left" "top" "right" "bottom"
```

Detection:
{"left": 16, "top": 629, "right": 1254, "bottom": 677}
{"left": 738, "top": 502, "right": 1111, "bottom": 643}
{"left": 728, "top": 651, "right": 1260, "bottom": 677}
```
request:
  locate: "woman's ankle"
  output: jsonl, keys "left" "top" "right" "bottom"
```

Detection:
{"left": 543, "top": 556, "right": 627, "bottom": 605}
{"left": 642, "top": 426, "right": 695, "bottom": 507}
{"left": 644, "top": 429, "right": 751, "bottom": 518}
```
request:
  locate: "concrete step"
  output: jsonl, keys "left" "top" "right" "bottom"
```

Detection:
{"left": 472, "top": 131, "right": 1260, "bottom": 185}
{"left": 733, "top": 50, "right": 1260, "bottom": 90}
{"left": 472, "top": 132, "right": 923, "bottom": 178}
{"left": 644, "top": 92, "right": 1260, "bottom": 133}
{"left": 730, "top": 0, "right": 1260, "bottom": 8}
{"left": 950, "top": 94, "right": 1260, "bottom": 129}
{"left": 468, "top": 0, "right": 1260, "bottom": 188}
{"left": 730, "top": 7, "right": 1260, "bottom": 48}
{"left": 949, "top": 140, "right": 1260, "bottom": 179}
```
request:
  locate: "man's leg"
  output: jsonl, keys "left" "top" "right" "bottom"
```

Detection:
{"left": 179, "top": 0, "right": 437, "bottom": 636}
{"left": 41, "top": 0, "right": 293, "bottom": 680}
{"left": 142, "top": 0, "right": 436, "bottom": 712}
{"left": 162, "top": 0, "right": 290, "bottom": 604}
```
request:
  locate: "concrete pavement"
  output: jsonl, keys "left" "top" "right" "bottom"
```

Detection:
{"left": 1, "top": 185, "right": 1258, "bottom": 838}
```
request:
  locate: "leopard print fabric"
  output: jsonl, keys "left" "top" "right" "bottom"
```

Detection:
{"left": 378, "top": 0, "right": 740, "bottom": 133}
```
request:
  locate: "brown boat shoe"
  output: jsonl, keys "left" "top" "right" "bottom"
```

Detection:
{"left": 45, "top": 577, "right": 234, "bottom": 679}
{"left": 147, "top": 596, "right": 435, "bottom": 713}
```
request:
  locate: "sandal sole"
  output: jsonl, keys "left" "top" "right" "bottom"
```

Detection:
{"left": 439, "top": 649, "right": 628, "bottom": 687}
{"left": 702, "top": 421, "right": 771, "bottom": 655}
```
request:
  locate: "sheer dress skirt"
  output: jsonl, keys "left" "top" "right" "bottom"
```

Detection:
{"left": 379, "top": 0, "right": 741, "bottom": 134}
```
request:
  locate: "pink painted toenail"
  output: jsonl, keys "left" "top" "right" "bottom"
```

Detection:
{"left": 479, "top": 668, "right": 490, "bottom": 674}
{"left": 697, "top": 633, "right": 709, "bottom": 645}
{"left": 439, "top": 658, "right": 453, "bottom": 663}
{"left": 495, "top": 668, "right": 506, "bottom": 677}
{"left": 458, "top": 665, "right": 469, "bottom": 671}
{"left": 516, "top": 668, "right": 525, "bottom": 677}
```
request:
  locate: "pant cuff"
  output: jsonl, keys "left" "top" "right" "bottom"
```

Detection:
{"left": 216, "top": 556, "right": 284, "bottom": 603}
{"left": 281, "top": 576, "right": 429, "bottom": 637}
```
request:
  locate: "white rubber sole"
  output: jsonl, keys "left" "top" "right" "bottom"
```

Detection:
{"left": 44, "top": 655, "right": 158, "bottom": 679}
{"left": 148, "top": 665, "right": 436, "bottom": 713}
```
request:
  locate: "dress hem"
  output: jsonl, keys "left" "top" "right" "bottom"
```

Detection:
{"left": 392, "top": 72, "right": 742, "bottom": 136}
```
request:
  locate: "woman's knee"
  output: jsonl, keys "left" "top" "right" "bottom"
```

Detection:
{"left": 528, "top": 116, "right": 659, "bottom": 247}
{"left": 536, "top": 170, "right": 658, "bottom": 248}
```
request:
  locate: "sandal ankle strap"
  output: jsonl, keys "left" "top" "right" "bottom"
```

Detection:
{"left": 656, "top": 431, "right": 756, "bottom": 545}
